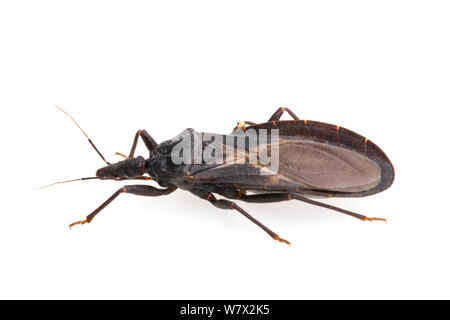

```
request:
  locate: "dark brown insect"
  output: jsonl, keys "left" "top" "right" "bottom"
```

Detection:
{"left": 44, "top": 107, "right": 394, "bottom": 245}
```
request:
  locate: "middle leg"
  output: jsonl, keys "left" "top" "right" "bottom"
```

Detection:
{"left": 231, "top": 121, "right": 257, "bottom": 133}
{"left": 268, "top": 107, "right": 300, "bottom": 121}
{"left": 196, "top": 192, "right": 290, "bottom": 245}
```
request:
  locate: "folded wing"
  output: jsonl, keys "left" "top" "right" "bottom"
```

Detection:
{"left": 191, "top": 139, "right": 381, "bottom": 193}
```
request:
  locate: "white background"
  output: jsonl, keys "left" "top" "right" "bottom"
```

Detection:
{"left": 1, "top": 1, "right": 449, "bottom": 299}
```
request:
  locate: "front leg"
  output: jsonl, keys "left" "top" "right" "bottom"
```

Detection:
{"left": 69, "top": 185, "right": 176, "bottom": 228}
{"left": 115, "top": 129, "right": 158, "bottom": 159}
{"left": 128, "top": 129, "right": 158, "bottom": 157}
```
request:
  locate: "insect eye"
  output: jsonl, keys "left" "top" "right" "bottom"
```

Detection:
{"left": 159, "top": 146, "right": 169, "bottom": 154}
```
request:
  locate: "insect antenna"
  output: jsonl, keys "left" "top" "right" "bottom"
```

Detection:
{"left": 55, "top": 105, "right": 110, "bottom": 165}
{"left": 35, "top": 176, "right": 99, "bottom": 190}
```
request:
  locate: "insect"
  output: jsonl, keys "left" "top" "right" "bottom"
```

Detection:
{"left": 43, "top": 106, "right": 394, "bottom": 245}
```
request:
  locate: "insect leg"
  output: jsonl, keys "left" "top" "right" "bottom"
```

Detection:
{"left": 238, "top": 193, "right": 386, "bottom": 222}
{"left": 231, "top": 121, "right": 256, "bottom": 131}
{"left": 69, "top": 185, "right": 176, "bottom": 228}
{"left": 114, "top": 152, "right": 128, "bottom": 159}
{"left": 128, "top": 129, "right": 158, "bottom": 157}
{"left": 268, "top": 107, "right": 300, "bottom": 121}
{"left": 198, "top": 192, "right": 290, "bottom": 245}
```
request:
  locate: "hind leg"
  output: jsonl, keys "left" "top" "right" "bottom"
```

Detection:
{"left": 237, "top": 192, "right": 386, "bottom": 222}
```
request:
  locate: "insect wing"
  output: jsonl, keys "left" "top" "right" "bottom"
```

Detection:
{"left": 190, "top": 134, "right": 382, "bottom": 193}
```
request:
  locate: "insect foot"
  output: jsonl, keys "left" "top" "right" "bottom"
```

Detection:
{"left": 271, "top": 234, "right": 291, "bottom": 246}
{"left": 114, "top": 152, "right": 128, "bottom": 159}
{"left": 69, "top": 219, "right": 90, "bottom": 229}
{"left": 364, "top": 217, "right": 387, "bottom": 223}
